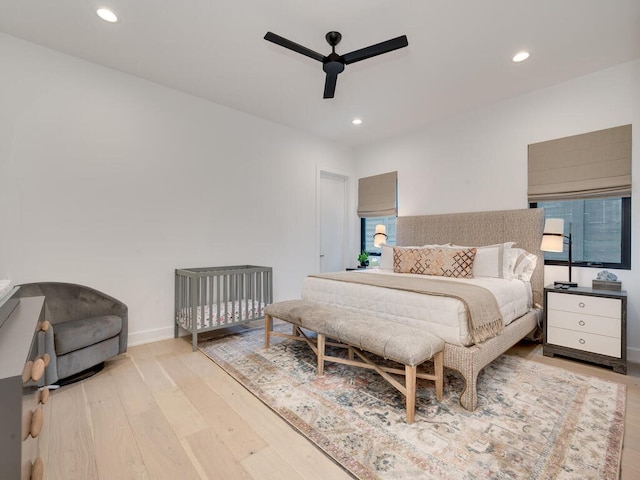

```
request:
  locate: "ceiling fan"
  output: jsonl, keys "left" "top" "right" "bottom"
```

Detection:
{"left": 264, "top": 31, "right": 409, "bottom": 99}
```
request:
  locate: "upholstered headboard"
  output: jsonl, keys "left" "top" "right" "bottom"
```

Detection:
{"left": 397, "top": 208, "right": 545, "bottom": 306}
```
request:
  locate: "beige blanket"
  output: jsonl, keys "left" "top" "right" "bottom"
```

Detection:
{"left": 308, "top": 271, "right": 504, "bottom": 344}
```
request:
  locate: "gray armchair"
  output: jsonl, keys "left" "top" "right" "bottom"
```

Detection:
{"left": 19, "top": 282, "right": 127, "bottom": 385}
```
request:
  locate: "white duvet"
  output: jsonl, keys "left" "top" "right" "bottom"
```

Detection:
{"left": 302, "top": 269, "right": 532, "bottom": 346}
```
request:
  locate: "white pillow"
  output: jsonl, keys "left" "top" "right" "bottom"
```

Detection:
{"left": 510, "top": 248, "right": 538, "bottom": 281}
{"left": 379, "top": 244, "right": 395, "bottom": 270}
{"left": 449, "top": 242, "right": 515, "bottom": 278}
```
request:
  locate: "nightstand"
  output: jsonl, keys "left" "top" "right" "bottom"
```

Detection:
{"left": 543, "top": 285, "right": 627, "bottom": 374}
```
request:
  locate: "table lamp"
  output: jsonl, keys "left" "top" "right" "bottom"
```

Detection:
{"left": 540, "top": 218, "right": 577, "bottom": 288}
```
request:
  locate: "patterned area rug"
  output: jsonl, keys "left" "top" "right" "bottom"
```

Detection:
{"left": 199, "top": 323, "right": 625, "bottom": 480}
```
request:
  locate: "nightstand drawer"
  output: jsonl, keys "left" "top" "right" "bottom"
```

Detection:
{"left": 547, "top": 292, "right": 620, "bottom": 318}
{"left": 547, "top": 326, "right": 621, "bottom": 357}
{"left": 547, "top": 292, "right": 621, "bottom": 318}
{"left": 547, "top": 310, "right": 621, "bottom": 338}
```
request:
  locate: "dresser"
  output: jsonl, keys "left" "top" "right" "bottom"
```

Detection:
{"left": 543, "top": 285, "right": 627, "bottom": 374}
{"left": 0, "top": 293, "right": 50, "bottom": 480}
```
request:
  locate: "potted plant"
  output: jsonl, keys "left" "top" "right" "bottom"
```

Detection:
{"left": 357, "top": 251, "right": 369, "bottom": 268}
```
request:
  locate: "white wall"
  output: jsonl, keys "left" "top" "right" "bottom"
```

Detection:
{"left": 0, "top": 34, "right": 355, "bottom": 345}
{"left": 354, "top": 60, "right": 640, "bottom": 362}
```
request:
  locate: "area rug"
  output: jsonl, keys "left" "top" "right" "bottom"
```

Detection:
{"left": 199, "top": 323, "right": 626, "bottom": 480}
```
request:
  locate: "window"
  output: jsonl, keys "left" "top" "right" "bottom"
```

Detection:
{"left": 527, "top": 125, "right": 631, "bottom": 271}
{"left": 361, "top": 216, "right": 396, "bottom": 254}
{"left": 357, "top": 171, "right": 398, "bottom": 255}
{"left": 531, "top": 197, "right": 631, "bottom": 269}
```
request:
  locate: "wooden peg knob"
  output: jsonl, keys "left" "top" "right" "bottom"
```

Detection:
{"left": 39, "top": 388, "right": 50, "bottom": 405}
{"left": 31, "top": 456, "right": 44, "bottom": 480}
{"left": 30, "top": 407, "right": 44, "bottom": 438}
{"left": 31, "top": 358, "right": 45, "bottom": 382}
{"left": 40, "top": 320, "right": 51, "bottom": 332}
{"left": 41, "top": 353, "right": 51, "bottom": 367}
{"left": 22, "top": 361, "right": 34, "bottom": 384}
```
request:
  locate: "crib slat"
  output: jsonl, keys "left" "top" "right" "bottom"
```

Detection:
{"left": 244, "top": 272, "right": 249, "bottom": 320}
{"left": 216, "top": 274, "right": 221, "bottom": 327}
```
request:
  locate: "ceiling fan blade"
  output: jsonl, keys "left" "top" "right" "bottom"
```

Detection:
{"left": 264, "top": 32, "right": 325, "bottom": 62}
{"left": 342, "top": 35, "right": 408, "bottom": 65}
{"left": 323, "top": 73, "right": 338, "bottom": 99}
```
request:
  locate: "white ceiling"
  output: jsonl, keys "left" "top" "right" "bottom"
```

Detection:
{"left": 1, "top": 1, "right": 639, "bottom": 148}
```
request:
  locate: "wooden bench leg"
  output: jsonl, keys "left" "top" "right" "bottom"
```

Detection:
{"left": 433, "top": 351, "right": 443, "bottom": 401}
{"left": 317, "top": 333, "right": 325, "bottom": 376}
{"left": 405, "top": 364, "right": 417, "bottom": 424}
{"left": 264, "top": 314, "right": 272, "bottom": 349}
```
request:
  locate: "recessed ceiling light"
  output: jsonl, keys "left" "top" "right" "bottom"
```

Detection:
{"left": 97, "top": 8, "right": 118, "bottom": 23}
{"left": 512, "top": 51, "right": 530, "bottom": 63}
{"left": 352, "top": 118, "right": 362, "bottom": 125}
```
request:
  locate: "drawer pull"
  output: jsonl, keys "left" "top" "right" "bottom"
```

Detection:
{"left": 30, "top": 407, "right": 44, "bottom": 438}
{"left": 578, "top": 302, "right": 585, "bottom": 308}
{"left": 31, "top": 456, "right": 45, "bottom": 480}
{"left": 31, "top": 358, "right": 45, "bottom": 382}
{"left": 579, "top": 338, "right": 586, "bottom": 345}
{"left": 39, "top": 387, "right": 50, "bottom": 405}
{"left": 579, "top": 320, "right": 586, "bottom": 326}
{"left": 22, "top": 361, "right": 34, "bottom": 384}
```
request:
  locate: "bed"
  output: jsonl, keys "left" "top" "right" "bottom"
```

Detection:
{"left": 175, "top": 265, "right": 273, "bottom": 351}
{"left": 302, "top": 208, "right": 545, "bottom": 411}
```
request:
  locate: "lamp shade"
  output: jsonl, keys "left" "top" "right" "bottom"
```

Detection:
{"left": 373, "top": 224, "right": 387, "bottom": 247}
{"left": 540, "top": 218, "right": 564, "bottom": 252}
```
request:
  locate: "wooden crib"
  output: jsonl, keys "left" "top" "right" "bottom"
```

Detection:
{"left": 175, "top": 265, "right": 273, "bottom": 351}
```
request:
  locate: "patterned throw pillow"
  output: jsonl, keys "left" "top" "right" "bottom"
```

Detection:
{"left": 393, "top": 246, "right": 477, "bottom": 278}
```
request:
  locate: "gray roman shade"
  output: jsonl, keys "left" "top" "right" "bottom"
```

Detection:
{"left": 357, "top": 171, "right": 397, "bottom": 217}
{"left": 528, "top": 124, "right": 631, "bottom": 202}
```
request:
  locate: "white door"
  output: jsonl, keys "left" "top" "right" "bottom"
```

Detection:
{"left": 319, "top": 171, "right": 347, "bottom": 273}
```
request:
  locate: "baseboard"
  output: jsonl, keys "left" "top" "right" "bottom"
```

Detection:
{"left": 127, "top": 326, "right": 175, "bottom": 347}
{"left": 127, "top": 325, "right": 196, "bottom": 347}
{"left": 627, "top": 346, "right": 640, "bottom": 365}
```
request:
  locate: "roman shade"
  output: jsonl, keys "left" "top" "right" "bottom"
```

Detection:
{"left": 528, "top": 124, "right": 631, "bottom": 202}
{"left": 357, "top": 171, "right": 398, "bottom": 217}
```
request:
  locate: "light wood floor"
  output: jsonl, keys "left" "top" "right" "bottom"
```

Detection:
{"left": 40, "top": 333, "right": 640, "bottom": 480}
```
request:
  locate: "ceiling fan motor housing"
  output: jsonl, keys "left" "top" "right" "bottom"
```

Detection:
{"left": 323, "top": 53, "right": 345, "bottom": 74}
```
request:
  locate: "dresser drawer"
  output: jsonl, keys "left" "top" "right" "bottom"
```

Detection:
{"left": 547, "top": 292, "right": 621, "bottom": 318}
{"left": 547, "top": 326, "right": 621, "bottom": 357}
{"left": 547, "top": 310, "right": 621, "bottom": 338}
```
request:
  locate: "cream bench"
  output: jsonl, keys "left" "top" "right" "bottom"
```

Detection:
{"left": 264, "top": 299, "right": 444, "bottom": 424}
